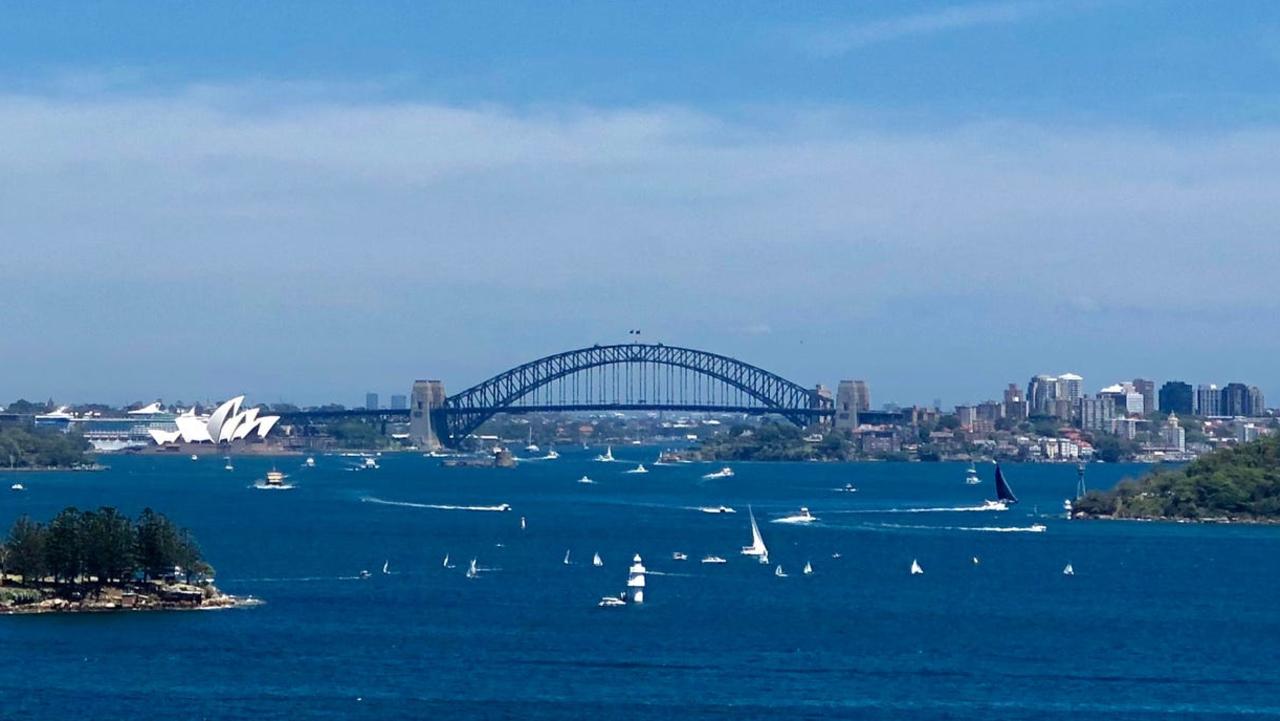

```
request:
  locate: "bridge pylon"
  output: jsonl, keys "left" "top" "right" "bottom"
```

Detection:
{"left": 410, "top": 379, "right": 447, "bottom": 450}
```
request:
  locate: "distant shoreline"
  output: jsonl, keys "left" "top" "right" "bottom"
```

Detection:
{"left": 1071, "top": 512, "right": 1280, "bottom": 526}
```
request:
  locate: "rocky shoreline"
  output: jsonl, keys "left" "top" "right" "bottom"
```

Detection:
{"left": 0, "top": 581, "right": 259, "bottom": 615}
{"left": 1070, "top": 511, "right": 1280, "bottom": 525}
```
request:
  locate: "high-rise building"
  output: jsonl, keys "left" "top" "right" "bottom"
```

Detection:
{"left": 1158, "top": 381, "right": 1194, "bottom": 415}
{"left": 365, "top": 392, "right": 379, "bottom": 411}
{"left": 1132, "top": 378, "right": 1157, "bottom": 415}
{"left": 1079, "top": 397, "right": 1117, "bottom": 432}
{"left": 975, "top": 401, "right": 1003, "bottom": 422}
{"left": 1195, "top": 384, "right": 1222, "bottom": 417}
{"left": 390, "top": 394, "right": 408, "bottom": 410}
{"left": 1003, "top": 384, "right": 1027, "bottom": 420}
{"left": 1027, "top": 375, "right": 1057, "bottom": 416}
{"left": 834, "top": 381, "right": 860, "bottom": 431}
{"left": 1160, "top": 413, "right": 1186, "bottom": 452}
{"left": 954, "top": 405, "right": 977, "bottom": 429}
{"left": 1056, "top": 373, "right": 1084, "bottom": 404}
{"left": 1222, "top": 383, "right": 1249, "bottom": 417}
{"left": 1248, "top": 386, "right": 1266, "bottom": 416}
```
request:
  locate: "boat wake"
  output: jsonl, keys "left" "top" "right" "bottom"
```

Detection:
{"left": 250, "top": 483, "right": 296, "bottom": 490}
{"left": 361, "top": 496, "right": 512, "bottom": 512}
{"left": 871, "top": 522, "right": 1047, "bottom": 533}
{"left": 827, "top": 505, "right": 1008, "bottom": 514}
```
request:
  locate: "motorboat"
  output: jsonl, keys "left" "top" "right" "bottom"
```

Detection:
{"left": 698, "top": 505, "right": 736, "bottom": 514}
{"left": 362, "top": 457, "right": 379, "bottom": 470}
{"left": 774, "top": 507, "right": 817, "bottom": 524}
{"left": 224, "top": 458, "right": 234, "bottom": 471}
{"left": 358, "top": 570, "right": 371, "bottom": 580}
{"left": 544, "top": 448, "right": 560, "bottom": 460}
{"left": 190, "top": 454, "right": 198, "bottom": 461}
{"left": 598, "top": 594, "right": 627, "bottom": 608}
{"left": 702, "top": 467, "right": 734, "bottom": 480}
{"left": 577, "top": 475, "right": 596, "bottom": 484}
{"left": 594, "top": 446, "right": 615, "bottom": 462}
{"left": 910, "top": 559, "right": 924, "bottom": 575}
{"left": 701, "top": 555, "right": 727, "bottom": 564}
{"left": 304, "top": 457, "right": 316, "bottom": 468}
{"left": 494, "top": 503, "right": 512, "bottom": 512}
{"left": 837, "top": 483, "right": 858, "bottom": 493}
{"left": 978, "top": 499, "right": 1009, "bottom": 512}
{"left": 672, "top": 552, "right": 688, "bottom": 561}
{"left": 624, "top": 464, "right": 648, "bottom": 474}
{"left": 9, "top": 483, "right": 24, "bottom": 492}
{"left": 965, "top": 463, "right": 981, "bottom": 485}
{"left": 831, "top": 552, "right": 842, "bottom": 559}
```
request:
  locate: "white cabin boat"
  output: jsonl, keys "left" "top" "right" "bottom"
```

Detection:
{"left": 701, "top": 555, "right": 727, "bottom": 564}
{"left": 702, "top": 467, "right": 734, "bottom": 480}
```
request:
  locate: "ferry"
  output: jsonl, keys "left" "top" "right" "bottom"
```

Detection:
{"left": 265, "top": 469, "right": 286, "bottom": 487}
{"left": 698, "top": 505, "right": 736, "bottom": 514}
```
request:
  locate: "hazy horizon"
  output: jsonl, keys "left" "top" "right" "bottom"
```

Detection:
{"left": 4, "top": 2, "right": 1279, "bottom": 407}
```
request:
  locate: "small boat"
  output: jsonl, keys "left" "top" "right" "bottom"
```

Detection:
{"left": 563, "top": 550, "right": 572, "bottom": 565}
{"left": 525, "top": 429, "right": 539, "bottom": 454}
{"left": 10, "top": 483, "right": 24, "bottom": 492}
{"left": 965, "top": 463, "right": 981, "bottom": 485}
{"left": 698, "top": 505, "right": 737, "bottom": 514}
{"left": 592, "top": 552, "right": 603, "bottom": 567}
{"left": 910, "top": 559, "right": 924, "bottom": 575}
{"left": 442, "top": 554, "right": 455, "bottom": 569}
{"left": 838, "top": 483, "right": 858, "bottom": 493}
{"left": 577, "top": 475, "right": 595, "bottom": 484}
{"left": 304, "top": 456, "right": 316, "bottom": 468}
{"left": 991, "top": 463, "right": 1019, "bottom": 507}
{"left": 359, "top": 569, "right": 371, "bottom": 580}
{"left": 520, "top": 516, "right": 527, "bottom": 530}
{"left": 972, "top": 556, "right": 980, "bottom": 565}
{"left": 775, "top": 565, "right": 788, "bottom": 578}
{"left": 595, "top": 446, "right": 615, "bottom": 462}
{"left": 224, "top": 457, "right": 234, "bottom": 471}
{"left": 598, "top": 593, "right": 627, "bottom": 608}
{"left": 362, "top": 457, "right": 379, "bottom": 470}
{"left": 802, "top": 561, "right": 813, "bottom": 576}
{"left": 672, "top": 552, "right": 688, "bottom": 561}
{"left": 702, "top": 467, "right": 734, "bottom": 480}
{"left": 190, "top": 454, "right": 198, "bottom": 461}
{"left": 741, "top": 506, "right": 769, "bottom": 564}
{"left": 978, "top": 499, "right": 1009, "bottom": 511}
{"left": 1063, "top": 563, "right": 1075, "bottom": 576}
{"left": 831, "top": 552, "right": 842, "bottom": 559}
{"left": 1063, "top": 499, "right": 1074, "bottom": 514}
{"left": 1030, "top": 524, "right": 1047, "bottom": 532}
{"left": 774, "top": 507, "right": 817, "bottom": 524}
{"left": 382, "top": 560, "right": 390, "bottom": 575}
{"left": 701, "top": 555, "right": 727, "bottom": 564}
{"left": 544, "top": 448, "right": 560, "bottom": 460}
{"left": 465, "top": 558, "right": 478, "bottom": 579}
{"left": 624, "top": 463, "right": 648, "bottom": 474}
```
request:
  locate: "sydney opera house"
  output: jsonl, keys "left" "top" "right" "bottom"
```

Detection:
{"left": 147, "top": 396, "right": 280, "bottom": 446}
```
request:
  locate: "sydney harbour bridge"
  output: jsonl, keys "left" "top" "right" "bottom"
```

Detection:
{"left": 276, "top": 343, "right": 836, "bottom": 449}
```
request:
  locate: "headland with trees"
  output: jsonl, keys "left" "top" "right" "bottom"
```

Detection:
{"left": 0, "top": 507, "right": 249, "bottom": 613}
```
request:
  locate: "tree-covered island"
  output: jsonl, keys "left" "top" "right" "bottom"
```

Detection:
{"left": 0, "top": 425, "right": 95, "bottom": 470}
{"left": 1073, "top": 434, "right": 1280, "bottom": 522}
{"left": 0, "top": 507, "right": 252, "bottom": 613}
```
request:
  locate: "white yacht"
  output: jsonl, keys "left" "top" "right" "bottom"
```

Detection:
{"left": 837, "top": 483, "right": 858, "bottom": 493}
{"left": 1063, "top": 563, "right": 1075, "bottom": 576}
{"left": 803, "top": 561, "right": 813, "bottom": 576}
{"left": 304, "top": 457, "right": 316, "bottom": 468}
{"left": 701, "top": 555, "right": 727, "bottom": 564}
{"left": 577, "top": 475, "right": 595, "bottom": 484}
{"left": 624, "top": 463, "right": 648, "bottom": 474}
{"left": 774, "top": 507, "right": 817, "bottom": 524}
{"left": 965, "top": 463, "right": 981, "bottom": 485}
{"left": 741, "top": 507, "right": 769, "bottom": 563}
{"left": 362, "top": 456, "right": 379, "bottom": 470}
{"left": 672, "top": 552, "right": 688, "bottom": 561}
{"left": 910, "top": 559, "right": 924, "bottom": 575}
{"left": 597, "top": 593, "right": 627, "bottom": 608}
{"left": 978, "top": 499, "right": 1009, "bottom": 512}
{"left": 774, "top": 565, "right": 787, "bottom": 578}
{"left": 698, "top": 505, "right": 736, "bottom": 514}
{"left": 592, "top": 552, "right": 603, "bottom": 567}
{"left": 702, "top": 467, "right": 734, "bottom": 480}
{"left": 190, "top": 454, "right": 198, "bottom": 462}
{"left": 544, "top": 447, "right": 560, "bottom": 460}
{"left": 595, "top": 446, "right": 615, "bottom": 462}
{"left": 10, "top": 483, "right": 24, "bottom": 492}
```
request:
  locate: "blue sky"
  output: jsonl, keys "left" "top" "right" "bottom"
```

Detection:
{"left": 2, "top": 1, "right": 1279, "bottom": 407}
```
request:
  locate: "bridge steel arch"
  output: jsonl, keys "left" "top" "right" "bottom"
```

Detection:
{"left": 437, "top": 343, "right": 831, "bottom": 446}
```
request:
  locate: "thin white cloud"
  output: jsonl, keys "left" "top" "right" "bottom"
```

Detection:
{"left": 806, "top": 1, "right": 1052, "bottom": 55}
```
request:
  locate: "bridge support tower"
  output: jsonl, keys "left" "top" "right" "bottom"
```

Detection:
{"left": 410, "top": 379, "right": 447, "bottom": 450}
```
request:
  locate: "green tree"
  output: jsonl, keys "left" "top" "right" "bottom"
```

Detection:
{"left": 81, "top": 508, "right": 136, "bottom": 583}
{"left": 135, "top": 508, "right": 183, "bottom": 580}
{"left": 5, "top": 515, "right": 47, "bottom": 583}
{"left": 44, "top": 507, "right": 84, "bottom": 582}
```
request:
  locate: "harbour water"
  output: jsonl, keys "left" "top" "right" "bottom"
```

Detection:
{"left": 4, "top": 450, "right": 1279, "bottom": 719}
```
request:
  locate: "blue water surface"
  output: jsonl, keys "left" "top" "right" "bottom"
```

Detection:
{"left": 2, "top": 450, "right": 1278, "bottom": 720}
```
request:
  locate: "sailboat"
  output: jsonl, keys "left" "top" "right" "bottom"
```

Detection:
{"left": 965, "top": 463, "right": 981, "bottom": 485}
{"left": 741, "top": 506, "right": 769, "bottom": 564}
{"left": 910, "top": 559, "right": 924, "bottom": 575}
{"left": 625, "top": 463, "right": 648, "bottom": 474}
{"left": 465, "top": 558, "right": 478, "bottom": 579}
{"left": 802, "top": 561, "right": 813, "bottom": 576}
{"left": 563, "top": 549, "right": 572, "bottom": 565}
{"left": 980, "top": 463, "right": 1019, "bottom": 511}
{"left": 442, "top": 554, "right": 455, "bottom": 569}
{"left": 1063, "top": 563, "right": 1075, "bottom": 576}
{"left": 382, "top": 560, "right": 390, "bottom": 575}
{"left": 520, "top": 516, "right": 527, "bottom": 531}
{"left": 592, "top": 552, "right": 603, "bottom": 567}
{"left": 775, "top": 564, "right": 787, "bottom": 578}
{"left": 595, "top": 446, "right": 615, "bottom": 462}
{"left": 524, "top": 427, "right": 540, "bottom": 454}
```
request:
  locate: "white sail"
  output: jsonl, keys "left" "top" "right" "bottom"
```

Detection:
{"left": 592, "top": 552, "right": 603, "bottom": 567}
{"left": 1063, "top": 563, "right": 1074, "bottom": 576}
{"left": 465, "top": 558, "right": 478, "bottom": 579}
{"left": 442, "top": 554, "right": 451, "bottom": 568}
{"left": 382, "top": 560, "right": 389, "bottom": 574}
{"left": 741, "top": 506, "right": 769, "bottom": 560}
{"left": 563, "top": 549, "right": 572, "bottom": 565}
{"left": 910, "top": 559, "right": 924, "bottom": 575}
{"left": 803, "top": 561, "right": 813, "bottom": 576}
{"left": 775, "top": 564, "right": 787, "bottom": 578}
{"left": 520, "top": 516, "right": 527, "bottom": 530}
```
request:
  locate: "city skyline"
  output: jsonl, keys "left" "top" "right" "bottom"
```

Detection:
{"left": 3, "top": 2, "right": 1280, "bottom": 405}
